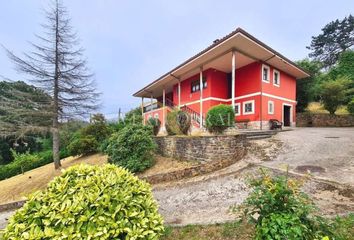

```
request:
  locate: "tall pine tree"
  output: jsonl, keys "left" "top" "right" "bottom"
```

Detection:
{"left": 5, "top": 0, "right": 99, "bottom": 169}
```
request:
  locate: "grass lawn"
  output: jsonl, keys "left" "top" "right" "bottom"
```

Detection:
{"left": 162, "top": 221, "right": 254, "bottom": 240}
{"left": 0, "top": 153, "right": 191, "bottom": 204}
{"left": 162, "top": 214, "right": 354, "bottom": 240}
{"left": 0, "top": 154, "right": 107, "bottom": 204}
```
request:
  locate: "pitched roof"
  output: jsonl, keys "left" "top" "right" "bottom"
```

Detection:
{"left": 133, "top": 27, "right": 310, "bottom": 97}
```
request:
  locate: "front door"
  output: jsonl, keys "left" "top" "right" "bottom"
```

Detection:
{"left": 283, "top": 105, "right": 291, "bottom": 127}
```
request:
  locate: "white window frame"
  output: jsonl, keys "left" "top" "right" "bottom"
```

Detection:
{"left": 268, "top": 101, "right": 274, "bottom": 114}
{"left": 154, "top": 113, "right": 159, "bottom": 119}
{"left": 273, "top": 69, "right": 280, "bottom": 87}
{"left": 243, "top": 100, "right": 255, "bottom": 115}
{"left": 262, "top": 64, "right": 270, "bottom": 83}
{"left": 234, "top": 102, "right": 241, "bottom": 116}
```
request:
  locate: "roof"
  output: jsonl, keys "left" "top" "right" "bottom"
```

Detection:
{"left": 133, "top": 27, "right": 310, "bottom": 98}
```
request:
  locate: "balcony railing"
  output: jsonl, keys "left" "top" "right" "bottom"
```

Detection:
{"left": 143, "top": 99, "right": 174, "bottom": 113}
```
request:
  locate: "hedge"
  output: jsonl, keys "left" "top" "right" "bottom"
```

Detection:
{"left": 205, "top": 104, "right": 235, "bottom": 133}
{"left": 2, "top": 164, "right": 164, "bottom": 239}
{"left": 0, "top": 150, "right": 70, "bottom": 181}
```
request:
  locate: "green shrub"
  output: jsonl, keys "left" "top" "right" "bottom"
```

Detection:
{"left": 321, "top": 77, "right": 350, "bottom": 115}
{"left": 205, "top": 104, "right": 234, "bottom": 133}
{"left": 166, "top": 110, "right": 191, "bottom": 135}
{"left": 147, "top": 117, "right": 161, "bottom": 136}
{"left": 0, "top": 149, "right": 70, "bottom": 180}
{"left": 2, "top": 164, "right": 164, "bottom": 239}
{"left": 67, "top": 136, "right": 99, "bottom": 156}
{"left": 347, "top": 98, "right": 354, "bottom": 115}
{"left": 244, "top": 169, "right": 333, "bottom": 240}
{"left": 105, "top": 124, "right": 156, "bottom": 172}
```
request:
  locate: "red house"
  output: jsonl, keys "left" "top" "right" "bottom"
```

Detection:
{"left": 133, "top": 28, "right": 309, "bottom": 132}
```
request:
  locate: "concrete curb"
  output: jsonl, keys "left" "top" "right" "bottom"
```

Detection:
{"left": 0, "top": 200, "right": 26, "bottom": 212}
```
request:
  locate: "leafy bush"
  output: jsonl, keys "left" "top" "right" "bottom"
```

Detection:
{"left": 67, "top": 136, "right": 99, "bottom": 156}
{"left": 3, "top": 164, "right": 164, "bottom": 239}
{"left": 147, "top": 117, "right": 161, "bottom": 136}
{"left": 321, "top": 77, "right": 350, "bottom": 114}
{"left": 0, "top": 150, "right": 70, "bottom": 180}
{"left": 166, "top": 110, "right": 191, "bottom": 135}
{"left": 105, "top": 124, "right": 156, "bottom": 172}
{"left": 205, "top": 104, "right": 234, "bottom": 133}
{"left": 347, "top": 98, "right": 354, "bottom": 115}
{"left": 243, "top": 169, "right": 333, "bottom": 240}
{"left": 66, "top": 114, "right": 112, "bottom": 156}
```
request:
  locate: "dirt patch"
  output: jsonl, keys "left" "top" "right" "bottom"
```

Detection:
{"left": 247, "top": 137, "right": 283, "bottom": 162}
{"left": 138, "top": 155, "right": 196, "bottom": 178}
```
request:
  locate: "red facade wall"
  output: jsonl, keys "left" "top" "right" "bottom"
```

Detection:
{"left": 162, "top": 62, "right": 298, "bottom": 127}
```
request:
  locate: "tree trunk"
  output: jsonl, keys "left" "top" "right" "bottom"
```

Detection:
{"left": 53, "top": 1, "right": 61, "bottom": 169}
{"left": 52, "top": 121, "right": 61, "bottom": 169}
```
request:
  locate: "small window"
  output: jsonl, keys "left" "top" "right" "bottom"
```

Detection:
{"left": 273, "top": 70, "right": 280, "bottom": 86}
{"left": 191, "top": 78, "right": 207, "bottom": 93}
{"left": 234, "top": 103, "right": 241, "bottom": 116}
{"left": 154, "top": 113, "right": 159, "bottom": 119}
{"left": 243, "top": 100, "right": 255, "bottom": 115}
{"left": 268, "top": 101, "right": 274, "bottom": 114}
{"left": 262, "top": 64, "right": 270, "bottom": 82}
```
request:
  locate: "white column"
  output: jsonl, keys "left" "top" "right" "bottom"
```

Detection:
{"left": 162, "top": 88, "right": 166, "bottom": 129}
{"left": 141, "top": 97, "right": 144, "bottom": 125}
{"left": 150, "top": 95, "right": 153, "bottom": 110}
{"left": 178, "top": 80, "right": 181, "bottom": 109}
{"left": 199, "top": 67, "right": 203, "bottom": 128}
{"left": 232, "top": 51, "right": 236, "bottom": 111}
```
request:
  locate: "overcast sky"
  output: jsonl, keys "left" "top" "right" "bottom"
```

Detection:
{"left": 0, "top": 0, "right": 353, "bottom": 118}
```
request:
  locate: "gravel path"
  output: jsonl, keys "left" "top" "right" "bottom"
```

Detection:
{"left": 261, "top": 127, "right": 354, "bottom": 185}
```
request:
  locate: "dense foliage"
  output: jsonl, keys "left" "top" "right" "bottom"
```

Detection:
{"left": 307, "top": 14, "right": 354, "bottom": 68}
{"left": 0, "top": 81, "right": 52, "bottom": 135}
{"left": 205, "top": 104, "right": 234, "bottom": 133}
{"left": 105, "top": 124, "right": 156, "bottom": 172}
{"left": 0, "top": 150, "right": 69, "bottom": 180}
{"left": 3, "top": 164, "right": 164, "bottom": 239}
{"left": 320, "top": 77, "right": 350, "bottom": 114}
{"left": 67, "top": 114, "right": 111, "bottom": 156}
{"left": 125, "top": 107, "right": 143, "bottom": 125}
{"left": 147, "top": 117, "right": 161, "bottom": 136}
{"left": 295, "top": 59, "right": 322, "bottom": 112}
{"left": 165, "top": 110, "right": 191, "bottom": 135}
{"left": 244, "top": 170, "right": 333, "bottom": 240}
{"left": 347, "top": 98, "right": 354, "bottom": 115}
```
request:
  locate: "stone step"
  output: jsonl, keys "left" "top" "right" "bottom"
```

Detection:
{"left": 246, "top": 135, "right": 272, "bottom": 140}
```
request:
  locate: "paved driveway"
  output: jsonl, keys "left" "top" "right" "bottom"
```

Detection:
{"left": 261, "top": 127, "right": 354, "bottom": 185}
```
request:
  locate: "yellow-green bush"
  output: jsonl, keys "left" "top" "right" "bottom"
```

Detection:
{"left": 3, "top": 164, "right": 164, "bottom": 240}
{"left": 165, "top": 110, "right": 191, "bottom": 135}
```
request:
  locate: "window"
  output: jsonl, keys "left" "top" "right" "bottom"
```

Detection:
{"left": 262, "top": 64, "right": 270, "bottom": 82}
{"left": 273, "top": 69, "right": 280, "bottom": 86}
{"left": 154, "top": 113, "right": 159, "bottom": 119}
{"left": 268, "top": 101, "right": 274, "bottom": 114}
{"left": 243, "top": 100, "right": 255, "bottom": 115}
{"left": 191, "top": 78, "right": 207, "bottom": 93}
{"left": 234, "top": 103, "right": 241, "bottom": 116}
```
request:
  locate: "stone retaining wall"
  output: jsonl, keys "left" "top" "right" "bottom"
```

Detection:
{"left": 297, "top": 113, "right": 354, "bottom": 127}
{"left": 154, "top": 134, "right": 247, "bottom": 163}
